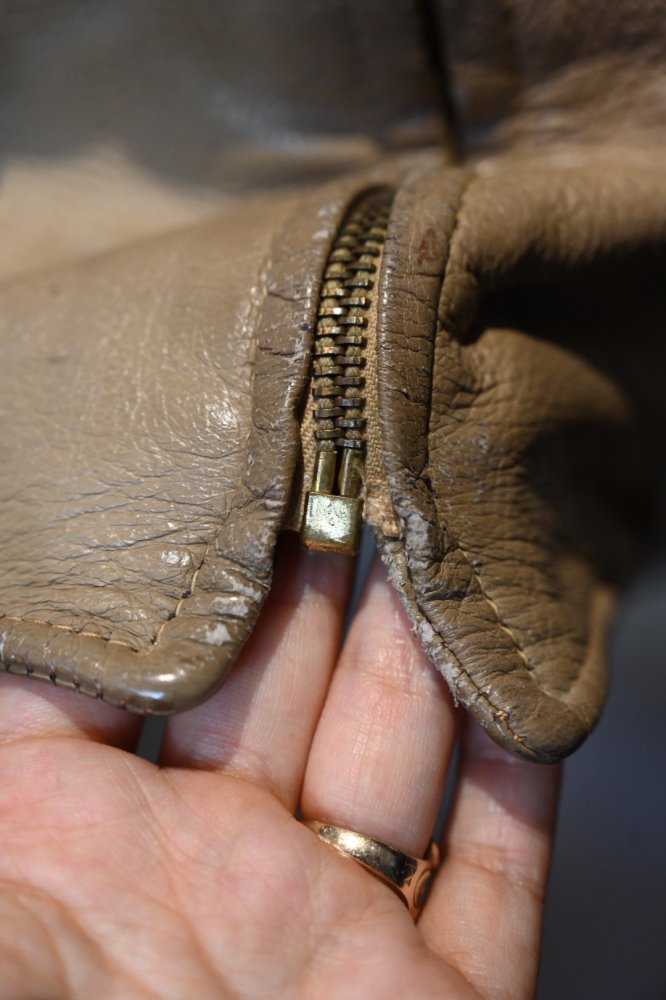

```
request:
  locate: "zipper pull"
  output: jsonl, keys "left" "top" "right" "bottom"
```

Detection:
{"left": 300, "top": 447, "right": 363, "bottom": 555}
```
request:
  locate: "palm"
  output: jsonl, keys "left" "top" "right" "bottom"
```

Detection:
{"left": 0, "top": 542, "right": 559, "bottom": 999}
{"left": 0, "top": 744, "right": 452, "bottom": 997}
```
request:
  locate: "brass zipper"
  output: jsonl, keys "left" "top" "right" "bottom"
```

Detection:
{"left": 300, "top": 187, "right": 394, "bottom": 555}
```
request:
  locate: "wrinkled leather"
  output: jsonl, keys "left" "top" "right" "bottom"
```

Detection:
{"left": 1, "top": 1, "right": 665, "bottom": 761}
{"left": 0, "top": 195, "right": 298, "bottom": 708}
{"left": 376, "top": 160, "right": 666, "bottom": 760}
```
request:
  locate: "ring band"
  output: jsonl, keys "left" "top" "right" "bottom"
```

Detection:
{"left": 305, "top": 821, "right": 440, "bottom": 919}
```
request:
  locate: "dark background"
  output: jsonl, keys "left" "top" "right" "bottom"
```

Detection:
{"left": 538, "top": 558, "right": 666, "bottom": 1000}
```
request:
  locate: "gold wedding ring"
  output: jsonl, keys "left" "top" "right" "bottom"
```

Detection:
{"left": 305, "top": 821, "right": 440, "bottom": 919}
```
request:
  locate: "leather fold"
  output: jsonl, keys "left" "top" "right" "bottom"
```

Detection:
{"left": 2, "top": 154, "right": 665, "bottom": 762}
{"left": 374, "top": 158, "right": 666, "bottom": 761}
{"left": 0, "top": 188, "right": 338, "bottom": 711}
{"left": 0, "top": 165, "right": 414, "bottom": 713}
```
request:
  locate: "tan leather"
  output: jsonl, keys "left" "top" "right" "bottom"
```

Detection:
{"left": 1, "top": 1, "right": 665, "bottom": 761}
{"left": 376, "top": 160, "right": 666, "bottom": 761}
{"left": 0, "top": 1, "right": 446, "bottom": 282}
{"left": 435, "top": 0, "right": 666, "bottom": 154}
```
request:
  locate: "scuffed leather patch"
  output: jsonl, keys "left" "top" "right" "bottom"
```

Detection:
{"left": 375, "top": 160, "right": 666, "bottom": 762}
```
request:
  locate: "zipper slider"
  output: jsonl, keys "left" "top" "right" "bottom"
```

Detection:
{"left": 298, "top": 187, "right": 393, "bottom": 556}
{"left": 301, "top": 448, "right": 363, "bottom": 555}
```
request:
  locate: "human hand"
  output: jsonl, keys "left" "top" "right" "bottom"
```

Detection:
{"left": 0, "top": 537, "right": 559, "bottom": 999}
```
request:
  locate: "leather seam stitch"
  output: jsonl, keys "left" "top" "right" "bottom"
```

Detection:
{"left": 0, "top": 616, "right": 134, "bottom": 646}
{"left": 450, "top": 541, "right": 533, "bottom": 671}
{"left": 0, "top": 536, "right": 214, "bottom": 651}
{"left": 0, "top": 254, "right": 272, "bottom": 659}
{"left": 394, "top": 543, "right": 530, "bottom": 750}
{"left": 398, "top": 172, "right": 555, "bottom": 748}
{"left": 0, "top": 521, "right": 218, "bottom": 659}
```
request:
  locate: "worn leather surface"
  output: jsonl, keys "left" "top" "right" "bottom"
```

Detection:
{"left": 1, "top": 1, "right": 665, "bottom": 759}
{"left": 0, "top": 166, "right": 414, "bottom": 711}
{"left": 376, "top": 159, "right": 666, "bottom": 760}
{"left": 0, "top": 194, "right": 299, "bottom": 708}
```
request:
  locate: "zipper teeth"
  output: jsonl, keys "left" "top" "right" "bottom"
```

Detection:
{"left": 311, "top": 188, "right": 393, "bottom": 459}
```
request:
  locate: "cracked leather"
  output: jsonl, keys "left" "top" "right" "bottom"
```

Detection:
{"left": 1, "top": 1, "right": 665, "bottom": 761}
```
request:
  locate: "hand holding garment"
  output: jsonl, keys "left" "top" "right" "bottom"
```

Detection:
{"left": 1, "top": 0, "right": 665, "bottom": 763}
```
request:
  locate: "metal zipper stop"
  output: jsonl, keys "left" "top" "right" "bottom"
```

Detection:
{"left": 301, "top": 448, "right": 363, "bottom": 555}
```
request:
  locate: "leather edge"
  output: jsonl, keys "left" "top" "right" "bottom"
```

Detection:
{"left": 374, "top": 163, "right": 611, "bottom": 763}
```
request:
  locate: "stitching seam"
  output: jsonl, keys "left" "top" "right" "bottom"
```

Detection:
{"left": 403, "top": 174, "right": 589, "bottom": 746}
{"left": 0, "top": 257, "right": 270, "bottom": 656}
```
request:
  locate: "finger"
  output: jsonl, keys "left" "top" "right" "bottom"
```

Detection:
{"left": 301, "top": 554, "right": 459, "bottom": 859}
{"left": 0, "top": 673, "right": 141, "bottom": 749}
{"left": 421, "top": 716, "right": 561, "bottom": 1000}
{"left": 160, "top": 533, "right": 354, "bottom": 808}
